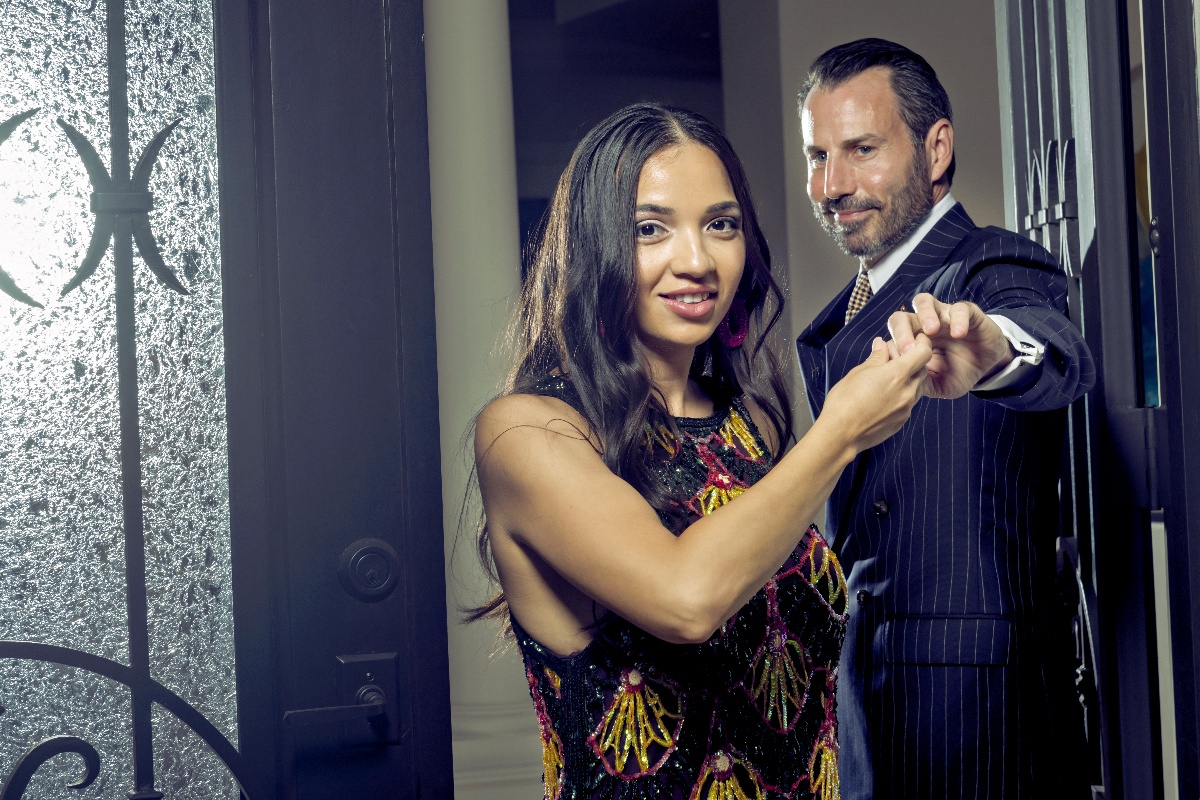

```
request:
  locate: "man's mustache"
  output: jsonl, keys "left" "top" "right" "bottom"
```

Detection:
{"left": 821, "top": 196, "right": 882, "bottom": 216}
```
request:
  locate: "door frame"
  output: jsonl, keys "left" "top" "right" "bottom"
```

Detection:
{"left": 1140, "top": 0, "right": 1200, "bottom": 795}
{"left": 995, "top": 0, "right": 1200, "bottom": 796}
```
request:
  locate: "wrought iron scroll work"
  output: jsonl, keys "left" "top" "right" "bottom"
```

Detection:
{"left": 0, "top": 736, "right": 100, "bottom": 800}
{"left": 0, "top": 109, "right": 45, "bottom": 309}
{"left": 57, "top": 117, "right": 188, "bottom": 297}
{"left": 1, "top": 0, "right": 236, "bottom": 797}
{"left": 0, "top": 642, "right": 252, "bottom": 798}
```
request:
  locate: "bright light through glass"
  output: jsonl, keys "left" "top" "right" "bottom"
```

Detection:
{"left": 0, "top": 112, "right": 94, "bottom": 328}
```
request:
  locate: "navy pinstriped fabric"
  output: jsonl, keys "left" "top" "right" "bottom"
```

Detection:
{"left": 797, "top": 204, "right": 1096, "bottom": 800}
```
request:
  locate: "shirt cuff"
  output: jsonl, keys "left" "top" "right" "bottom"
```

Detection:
{"left": 973, "top": 314, "right": 1045, "bottom": 392}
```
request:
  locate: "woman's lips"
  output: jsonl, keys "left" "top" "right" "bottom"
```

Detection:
{"left": 660, "top": 293, "right": 716, "bottom": 319}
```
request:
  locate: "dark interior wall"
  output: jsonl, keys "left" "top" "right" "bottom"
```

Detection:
{"left": 509, "top": 0, "right": 724, "bottom": 250}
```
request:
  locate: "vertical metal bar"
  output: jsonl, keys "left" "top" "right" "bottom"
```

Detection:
{"left": 1033, "top": 0, "right": 1057, "bottom": 253}
{"left": 995, "top": 0, "right": 1027, "bottom": 232}
{"left": 1017, "top": 0, "right": 1038, "bottom": 235}
{"left": 107, "top": 0, "right": 159, "bottom": 795}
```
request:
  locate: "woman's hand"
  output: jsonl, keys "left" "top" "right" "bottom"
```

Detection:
{"left": 818, "top": 334, "right": 932, "bottom": 454}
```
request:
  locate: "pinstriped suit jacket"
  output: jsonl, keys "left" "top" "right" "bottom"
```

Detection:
{"left": 797, "top": 205, "right": 1096, "bottom": 800}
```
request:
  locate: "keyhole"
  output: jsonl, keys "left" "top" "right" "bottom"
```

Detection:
{"left": 338, "top": 538, "right": 401, "bottom": 602}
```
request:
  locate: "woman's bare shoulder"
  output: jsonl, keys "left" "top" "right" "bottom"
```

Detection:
{"left": 474, "top": 392, "right": 595, "bottom": 457}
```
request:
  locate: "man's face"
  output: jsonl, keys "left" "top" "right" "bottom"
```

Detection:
{"left": 802, "top": 68, "right": 933, "bottom": 263}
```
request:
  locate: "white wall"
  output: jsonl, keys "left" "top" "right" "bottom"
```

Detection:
{"left": 719, "top": 0, "right": 798, "bottom": 397}
{"left": 422, "top": 2, "right": 541, "bottom": 798}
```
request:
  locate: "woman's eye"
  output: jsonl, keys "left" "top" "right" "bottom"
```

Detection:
{"left": 636, "top": 222, "right": 663, "bottom": 238}
{"left": 709, "top": 217, "right": 741, "bottom": 233}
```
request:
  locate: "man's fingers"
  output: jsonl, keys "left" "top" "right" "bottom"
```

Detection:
{"left": 950, "top": 301, "right": 975, "bottom": 338}
{"left": 911, "top": 292, "right": 946, "bottom": 335}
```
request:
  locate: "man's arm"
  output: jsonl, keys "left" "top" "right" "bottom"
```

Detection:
{"left": 886, "top": 236, "right": 1096, "bottom": 410}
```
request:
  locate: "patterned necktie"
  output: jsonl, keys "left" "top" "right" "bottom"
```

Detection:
{"left": 844, "top": 268, "right": 874, "bottom": 324}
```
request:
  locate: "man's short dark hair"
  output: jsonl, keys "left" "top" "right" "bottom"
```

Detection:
{"left": 799, "top": 38, "right": 955, "bottom": 186}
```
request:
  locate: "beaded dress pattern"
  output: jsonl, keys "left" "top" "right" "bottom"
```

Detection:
{"left": 513, "top": 377, "right": 848, "bottom": 800}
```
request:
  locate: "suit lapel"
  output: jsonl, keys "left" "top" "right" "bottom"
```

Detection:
{"left": 796, "top": 204, "right": 978, "bottom": 405}
{"left": 889, "top": 202, "right": 976, "bottom": 280}
{"left": 796, "top": 281, "right": 853, "bottom": 408}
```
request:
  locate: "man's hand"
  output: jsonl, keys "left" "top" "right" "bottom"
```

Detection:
{"left": 887, "top": 293, "right": 1014, "bottom": 399}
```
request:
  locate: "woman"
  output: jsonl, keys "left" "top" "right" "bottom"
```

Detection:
{"left": 471, "top": 103, "right": 930, "bottom": 800}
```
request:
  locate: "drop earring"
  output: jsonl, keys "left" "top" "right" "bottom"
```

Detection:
{"left": 717, "top": 296, "right": 748, "bottom": 348}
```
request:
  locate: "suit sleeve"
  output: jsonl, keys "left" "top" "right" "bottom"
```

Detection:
{"left": 932, "top": 227, "right": 1097, "bottom": 411}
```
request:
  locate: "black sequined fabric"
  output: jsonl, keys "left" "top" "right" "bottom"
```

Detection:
{"left": 514, "top": 377, "right": 848, "bottom": 800}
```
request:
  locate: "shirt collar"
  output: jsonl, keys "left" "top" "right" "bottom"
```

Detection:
{"left": 863, "top": 192, "right": 957, "bottom": 292}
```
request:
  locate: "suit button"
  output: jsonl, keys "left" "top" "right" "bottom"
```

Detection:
{"left": 872, "top": 499, "right": 889, "bottom": 518}
{"left": 856, "top": 590, "right": 873, "bottom": 607}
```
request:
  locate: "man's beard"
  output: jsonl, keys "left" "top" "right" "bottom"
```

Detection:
{"left": 812, "top": 146, "right": 934, "bottom": 261}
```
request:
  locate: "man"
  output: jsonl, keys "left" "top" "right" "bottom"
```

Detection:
{"left": 795, "top": 39, "right": 1096, "bottom": 799}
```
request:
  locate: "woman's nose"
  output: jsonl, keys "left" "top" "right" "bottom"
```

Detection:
{"left": 674, "top": 227, "right": 712, "bottom": 274}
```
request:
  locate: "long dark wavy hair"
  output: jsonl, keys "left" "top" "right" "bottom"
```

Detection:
{"left": 467, "top": 102, "right": 794, "bottom": 624}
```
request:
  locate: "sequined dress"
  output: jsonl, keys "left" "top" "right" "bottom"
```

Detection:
{"left": 514, "top": 377, "right": 848, "bottom": 800}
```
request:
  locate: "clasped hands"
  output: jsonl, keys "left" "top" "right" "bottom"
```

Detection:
{"left": 886, "top": 293, "right": 1015, "bottom": 400}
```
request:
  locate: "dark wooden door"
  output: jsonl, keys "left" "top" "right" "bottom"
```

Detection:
{"left": 0, "top": 0, "right": 452, "bottom": 797}
{"left": 219, "top": 0, "right": 452, "bottom": 796}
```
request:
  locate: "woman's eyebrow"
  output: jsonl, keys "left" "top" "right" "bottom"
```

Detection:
{"left": 635, "top": 201, "right": 741, "bottom": 215}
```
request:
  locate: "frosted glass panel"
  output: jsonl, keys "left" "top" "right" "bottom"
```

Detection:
{"left": 154, "top": 706, "right": 238, "bottom": 799}
{"left": 0, "top": 0, "right": 235, "bottom": 794}
{"left": 0, "top": 0, "right": 124, "bottom": 664}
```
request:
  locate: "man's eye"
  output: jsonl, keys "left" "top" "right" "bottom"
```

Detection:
{"left": 857, "top": 146, "right": 873, "bottom": 155}
{"left": 810, "top": 153, "right": 827, "bottom": 165}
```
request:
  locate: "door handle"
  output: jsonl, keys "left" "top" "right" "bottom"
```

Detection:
{"left": 283, "top": 685, "right": 387, "bottom": 728}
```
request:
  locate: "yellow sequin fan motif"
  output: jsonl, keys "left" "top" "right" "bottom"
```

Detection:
{"left": 688, "top": 749, "right": 767, "bottom": 800}
{"left": 644, "top": 420, "right": 680, "bottom": 458}
{"left": 808, "top": 688, "right": 841, "bottom": 800}
{"left": 744, "top": 582, "right": 811, "bottom": 732}
{"left": 589, "top": 667, "right": 683, "bottom": 778}
{"left": 718, "top": 408, "right": 764, "bottom": 460}
{"left": 526, "top": 666, "right": 565, "bottom": 800}
{"left": 544, "top": 666, "right": 563, "bottom": 698}
{"left": 691, "top": 445, "right": 750, "bottom": 516}
{"left": 800, "top": 528, "right": 848, "bottom": 618}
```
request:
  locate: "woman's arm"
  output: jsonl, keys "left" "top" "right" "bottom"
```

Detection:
{"left": 476, "top": 336, "right": 930, "bottom": 645}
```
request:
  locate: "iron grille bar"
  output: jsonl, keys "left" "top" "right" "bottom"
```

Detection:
{"left": 106, "top": 0, "right": 155, "bottom": 793}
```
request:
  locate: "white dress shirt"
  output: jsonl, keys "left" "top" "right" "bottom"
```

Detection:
{"left": 864, "top": 193, "right": 1045, "bottom": 391}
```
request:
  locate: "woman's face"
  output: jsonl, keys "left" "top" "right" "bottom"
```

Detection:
{"left": 632, "top": 142, "right": 746, "bottom": 368}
